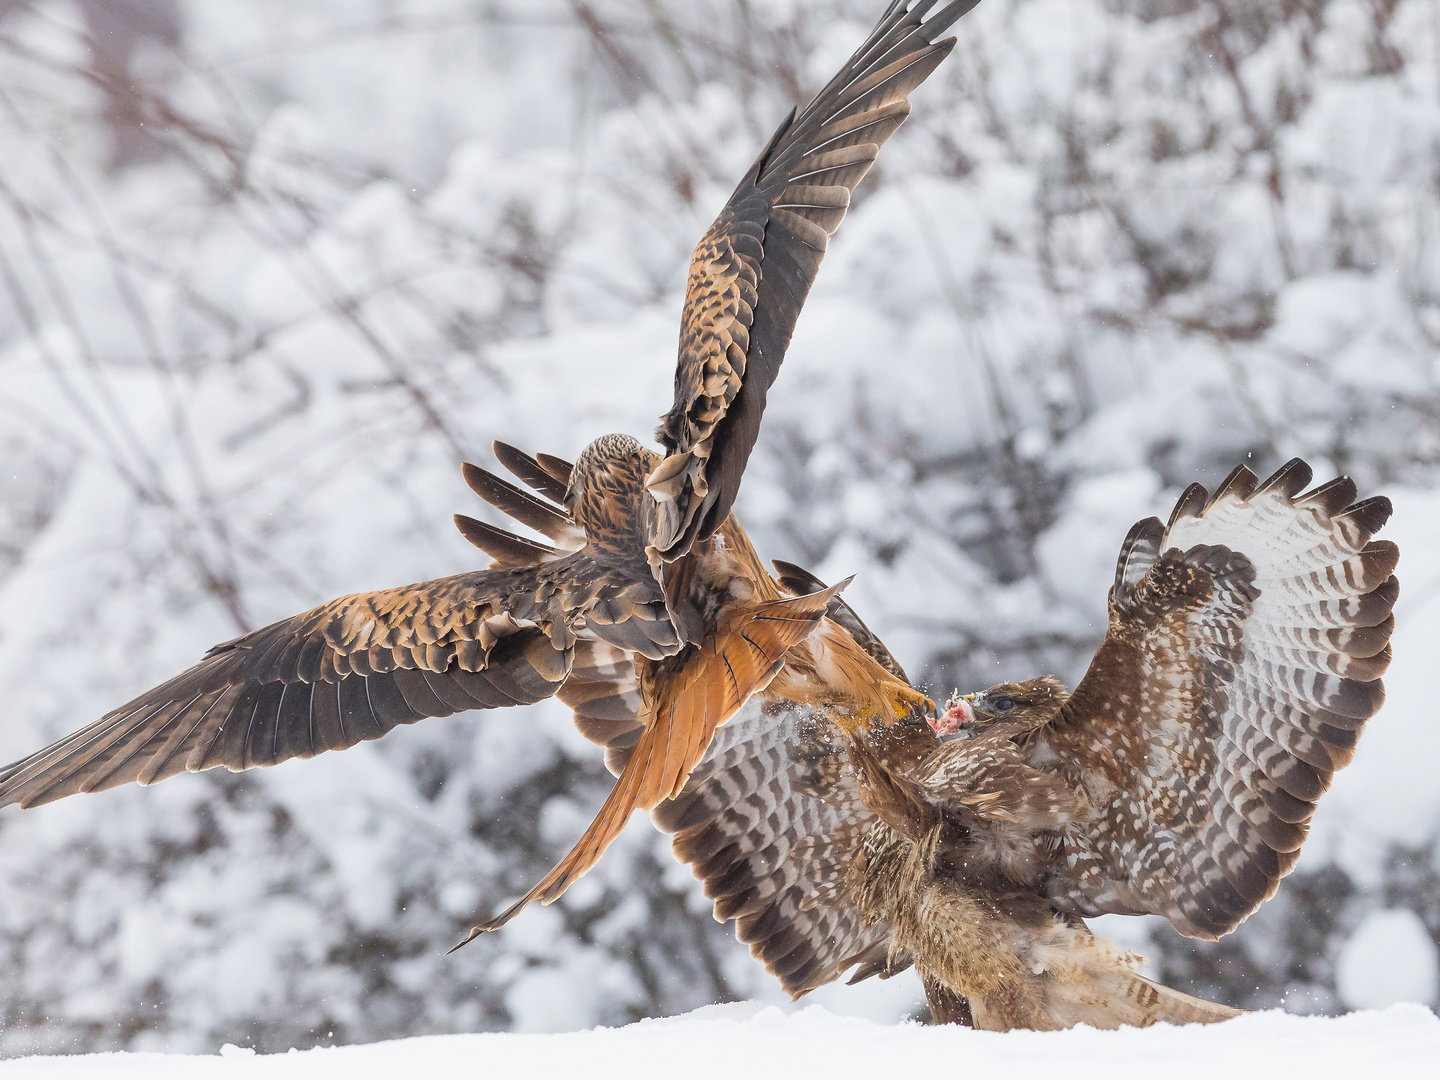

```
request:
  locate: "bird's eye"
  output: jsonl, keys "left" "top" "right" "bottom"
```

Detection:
{"left": 994, "top": 697, "right": 1015, "bottom": 712}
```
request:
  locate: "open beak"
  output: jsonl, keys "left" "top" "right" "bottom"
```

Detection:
{"left": 930, "top": 693, "right": 976, "bottom": 736}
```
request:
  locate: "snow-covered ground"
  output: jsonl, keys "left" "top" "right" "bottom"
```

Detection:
{"left": 1, "top": 1005, "right": 1436, "bottom": 1079}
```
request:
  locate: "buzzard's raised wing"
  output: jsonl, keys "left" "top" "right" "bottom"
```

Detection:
{"left": 1040, "top": 459, "right": 1397, "bottom": 939}
{"left": 647, "top": 0, "right": 979, "bottom": 560}
{"left": 0, "top": 448, "right": 677, "bottom": 810}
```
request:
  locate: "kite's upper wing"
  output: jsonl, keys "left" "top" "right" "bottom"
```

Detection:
{"left": 647, "top": 0, "right": 979, "bottom": 560}
{"left": 0, "top": 447, "right": 677, "bottom": 810}
{"left": 1037, "top": 459, "right": 1397, "bottom": 939}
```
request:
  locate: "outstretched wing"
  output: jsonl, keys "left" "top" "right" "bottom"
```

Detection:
{"left": 647, "top": 0, "right": 979, "bottom": 560}
{"left": 655, "top": 702, "right": 911, "bottom": 997}
{"left": 1041, "top": 459, "right": 1397, "bottom": 939}
{"left": 0, "top": 448, "right": 677, "bottom": 810}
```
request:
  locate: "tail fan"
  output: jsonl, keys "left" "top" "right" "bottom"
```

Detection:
{"left": 1046, "top": 966, "right": 1242, "bottom": 1031}
{"left": 961, "top": 930, "right": 1243, "bottom": 1031}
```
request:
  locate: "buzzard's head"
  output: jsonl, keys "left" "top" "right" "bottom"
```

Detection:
{"left": 932, "top": 675, "right": 1069, "bottom": 736}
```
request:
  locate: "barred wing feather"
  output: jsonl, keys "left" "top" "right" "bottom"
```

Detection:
{"left": 1044, "top": 459, "right": 1397, "bottom": 939}
{"left": 654, "top": 703, "right": 908, "bottom": 996}
{"left": 563, "top": 637, "right": 920, "bottom": 995}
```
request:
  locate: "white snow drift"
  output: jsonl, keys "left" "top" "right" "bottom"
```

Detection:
{"left": 0, "top": 1005, "right": 1436, "bottom": 1080}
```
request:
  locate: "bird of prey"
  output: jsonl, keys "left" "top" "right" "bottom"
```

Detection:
{"left": 0, "top": 1, "right": 974, "bottom": 940}
{"left": 651, "top": 459, "right": 1395, "bottom": 1029}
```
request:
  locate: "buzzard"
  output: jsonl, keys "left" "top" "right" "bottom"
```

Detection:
{"left": 0, "top": 1, "right": 973, "bottom": 940}
{"left": 651, "top": 460, "right": 1395, "bottom": 1029}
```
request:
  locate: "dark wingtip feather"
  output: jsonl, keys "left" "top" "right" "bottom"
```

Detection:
{"left": 1255, "top": 458, "right": 1313, "bottom": 498}
{"left": 751, "top": 106, "right": 799, "bottom": 182}
{"left": 460, "top": 460, "right": 487, "bottom": 495}
{"left": 534, "top": 452, "right": 574, "bottom": 488}
{"left": 493, "top": 441, "right": 570, "bottom": 503}
{"left": 1361, "top": 540, "right": 1401, "bottom": 582}
{"left": 1114, "top": 517, "right": 1164, "bottom": 591}
{"left": 1324, "top": 675, "right": 1387, "bottom": 720}
{"left": 1166, "top": 483, "right": 1208, "bottom": 531}
{"left": 1204, "top": 464, "right": 1258, "bottom": 512}
{"left": 1339, "top": 495, "right": 1393, "bottom": 537}
{"left": 453, "top": 514, "right": 559, "bottom": 565}
{"left": 771, "top": 559, "right": 824, "bottom": 596}
{"left": 927, "top": 0, "right": 986, "bottom": 40}
{"left": 1373, "top": 573, "right": 1400, "bottom": 611}
{"left": 1295, "top": 475, "right": 1357, "bottom": 515}
{"left": 462, "top": 461, "right": 579, "bottom": 545}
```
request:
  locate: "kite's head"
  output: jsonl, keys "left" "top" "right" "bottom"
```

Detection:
{"left": 568, "top": 433, "right": 663, "bottom": 571}
{"left": 931, "top": 675, "right": 1069, "bottom": 736}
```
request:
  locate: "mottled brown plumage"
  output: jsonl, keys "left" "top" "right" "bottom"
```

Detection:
{"left": 655, "top": 458, "right": 1395, "bottom": 1029}
{"left": 0, "top": 1, "right": 974, "bottom": 948}
{"left": 849, "top": 808, "right": 1242, "bottom": 1031}
{"left": 0, "top": 557, "right": 609, "bottom": 806}
{"left": 648, "top": 0, "right": 982, "bottom": 559}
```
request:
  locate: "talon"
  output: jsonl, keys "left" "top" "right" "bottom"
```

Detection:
{"left": 890, "top": 686, "right": 935, "bottom": 723}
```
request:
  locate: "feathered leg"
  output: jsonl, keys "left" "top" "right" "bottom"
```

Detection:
{"left": 922, "top": 970, "right": 974, "bottom": 1027}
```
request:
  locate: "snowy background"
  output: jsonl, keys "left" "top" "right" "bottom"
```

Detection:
{"left": 0, "top": 0, "right": 1437, "bottom": 1056}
